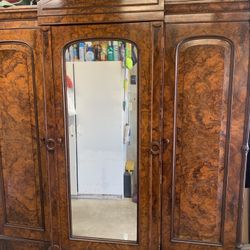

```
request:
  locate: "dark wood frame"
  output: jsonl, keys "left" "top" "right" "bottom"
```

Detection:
{"left": 61, "top": 38, "right": 140, "bottom": 243}
{"left": 0, "top": 1, "right": 248, "bottom": 249}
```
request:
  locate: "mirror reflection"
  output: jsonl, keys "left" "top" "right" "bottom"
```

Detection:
{"left": 64, "top": 40, "right": 138, "bottom": 241}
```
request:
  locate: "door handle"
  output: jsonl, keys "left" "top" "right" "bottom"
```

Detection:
{"left": 151, "top": 141, "right": 161, "bottom": 155}
{"left": 151, "top": 139, "right": 170, "bottom": 155}
{"left": 162, "top": 138, "right": 170, "bottom": 149}
{"left": 46, "top": 138, "right": 56, "bottom": 151}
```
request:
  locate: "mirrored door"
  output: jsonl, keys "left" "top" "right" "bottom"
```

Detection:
{"left": 51, "top": 22, "right": 163, "bottom": 250}
{"left": 65, "top": 39, "right": 138, "bottom": 241}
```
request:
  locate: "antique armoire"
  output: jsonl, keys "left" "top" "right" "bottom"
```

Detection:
{"left": 0, "top": 0, "right": 249, "bottom": 249}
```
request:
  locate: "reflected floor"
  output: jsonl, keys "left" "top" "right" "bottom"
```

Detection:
{"left": 71, "top": 198, "right": 137, "bottom": 241}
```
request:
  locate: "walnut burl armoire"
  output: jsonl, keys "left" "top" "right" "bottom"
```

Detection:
{"left": 0, "top": 0, "right": 249, "bottom": 249}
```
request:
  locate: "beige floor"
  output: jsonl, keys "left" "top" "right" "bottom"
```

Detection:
{"left": 71, "top": 198, "right": 137, "bottom": 241}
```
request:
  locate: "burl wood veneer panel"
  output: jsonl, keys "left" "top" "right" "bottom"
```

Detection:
{"left": 0, "top": 43, "right": 44, "bottom": 235}
{"left": 173, "top": 39, "right": 233, "bottom": 244}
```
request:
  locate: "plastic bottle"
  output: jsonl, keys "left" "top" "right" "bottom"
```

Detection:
{"left": 126, "top": 43, "right": 133, "bottom": 69}
{"left": 79, "top": 42, "right": 85, "bottom": 61}
{"left": 65, "top": 49, "right": 70, "bottom": 62}
{"left": 69, "top": 46, "right": 74, "bottom": 61}
{"left": 97, "top": 44, "right": 102, "bottom": 61}
{"left": 101, "top": 42, "right": 107, "bottom": 61}
{"left": 73, "top": 44, "right": 78, "bottom": 61}
{"left": 113, "top": 41, "right": 119, "bottom": 61}
{"left": 120, "top": 42, "right": 125, "bottom": 67}
{"left": 107, "top": 41, "right": 114, "bottom": 61}
{"left": 85, "top": 43, "right": 95, "bottom": 61}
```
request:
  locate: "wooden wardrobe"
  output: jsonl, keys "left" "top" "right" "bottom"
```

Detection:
{"left": 0, "top": 0, "right": 249, "bottom": 249}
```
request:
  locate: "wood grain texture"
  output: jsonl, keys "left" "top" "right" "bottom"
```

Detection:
{"left": 0, "top": 6, "right": 37, "bottom": 22}
{"left": 165, "top": 0, "right": 249, "bottom": 3}
{"left": 165, "top": 1, "right": 249, "bottom": 14}
{"left": 149, "top": 22, "right": 164, "bottom": 250}
{"left": 0, "top": 44, "right": 43, "bottom": 227}
{"left": 0, "top": 237, "right": 50, "bottom": 250}
{"left": 50, "top": 22, "right": 162, "bottom": 250}
{"left": 0, "top": 29, "right": 50, "bottom": 242}
{"left": 37, "top": 0, "right": 164, "bottom": 25}
{"left": 173, "top": 39, "right": 233, "bottom": 244}
{"left": 162, "top": 21, "right": 249, "bottom": 250}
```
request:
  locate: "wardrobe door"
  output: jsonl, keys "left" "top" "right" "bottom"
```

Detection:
{"left": 0, "top": 29, "right": 50, "bottom": 242}
{"left": 51, "top": 22, "right": 163, "bottom": 250}
{"left": 162, "top": 22, "right": 249, "bottom": 250}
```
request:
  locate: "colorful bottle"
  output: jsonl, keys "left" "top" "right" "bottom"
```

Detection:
{"left": 79, "top": 42, "right": 85, "bottom": 61}
{"left": 85, "top": 43, "right": 95, "bottom": 61}
{"left": 107, "top": 41, "right": 114, "bottom": 61}
{"left": 73, "top": 44, "right": 78, "bottom": 61}
{"left": 120, "top": 42, "right": 125, "bottom": 67}
{"left": 101, "top": 42, "right": 107, "bottom": 61}
{"left": 96, "top": 44, "right": 102, "bottom": 61}
{"left": 94, "top": 44, "right": 98, "bottom": 61}
{"left": 65, "top": 49, "right": 70, "bottom": 62}
{"left": 125, "top": 43, "right": 133, "bottom": 69}
{"left": 69, "top": 46, "right": 74, "bottom": 61}
{"left": 113, "top": 41, "right": 119, "bottom": 61}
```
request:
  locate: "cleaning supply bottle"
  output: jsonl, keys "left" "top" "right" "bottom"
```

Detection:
{"left": 85, "top": 43, "right": 95, "bottom": 61}
{"left": 97, "top": 44, "right": 102, "bottom": 61}
{"left": 100, "top": 42, "right": 107, "bottom": 61}
{"left": 113, "top": 41, "right": 119, "bottom": 61}
{"left": 120, "top": 42, "right": 126, "bottom": 67}
{"left": 69, "top": 45, "right": 74, "bottom": 61}
{"left": 79, "top": 42, "right": 85, "bottom": 61}
{"left": 126, "top": 43, "right": 133, "bottom": 69}
{"left": 73, "top": 44, "right": 78, "bottom": 61}
{"left": 107, "top": 41, "right": 114, "bottom": 61}
{"left": 65, "top": 49, "right": 70, "bottom": 62}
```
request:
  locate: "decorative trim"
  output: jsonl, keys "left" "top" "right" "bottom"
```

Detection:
{"left": 236, "top": 34, "right": 250, "bottom": 246}
{"left": 165, "top": 12, "right": 250, "bottom": 23}
{"left": 39, "top": 0, "right": 160, "bottom": 10}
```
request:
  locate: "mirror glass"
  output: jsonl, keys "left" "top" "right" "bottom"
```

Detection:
{"left": 64, "top": 40, "right": 138, "bottom": 241}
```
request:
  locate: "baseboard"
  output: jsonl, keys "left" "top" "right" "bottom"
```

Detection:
{"left": 237, "top": 244, "right": 250, "bottom": 250}
{"left": 71, "top": 194, "right": 123, "bottom": 200}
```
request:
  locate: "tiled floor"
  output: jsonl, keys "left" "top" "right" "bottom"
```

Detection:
{"left": 71, "top": 198, "right": 137, "bottom": 241}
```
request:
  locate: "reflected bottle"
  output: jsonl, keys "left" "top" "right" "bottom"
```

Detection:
{"left": 100, "top": 42, "right": 107, "bottom": 61}
{"left": 107, "top": 41, "right": 114, "bottom": 61}
{"left": 85, "top": 43, "right": 95, "bottom": 61}
{"left": 79, "top": 42, "right": 85, "bottom": 61}
{"left": 113, "top": 41, "right": 119, "bottom": 61}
